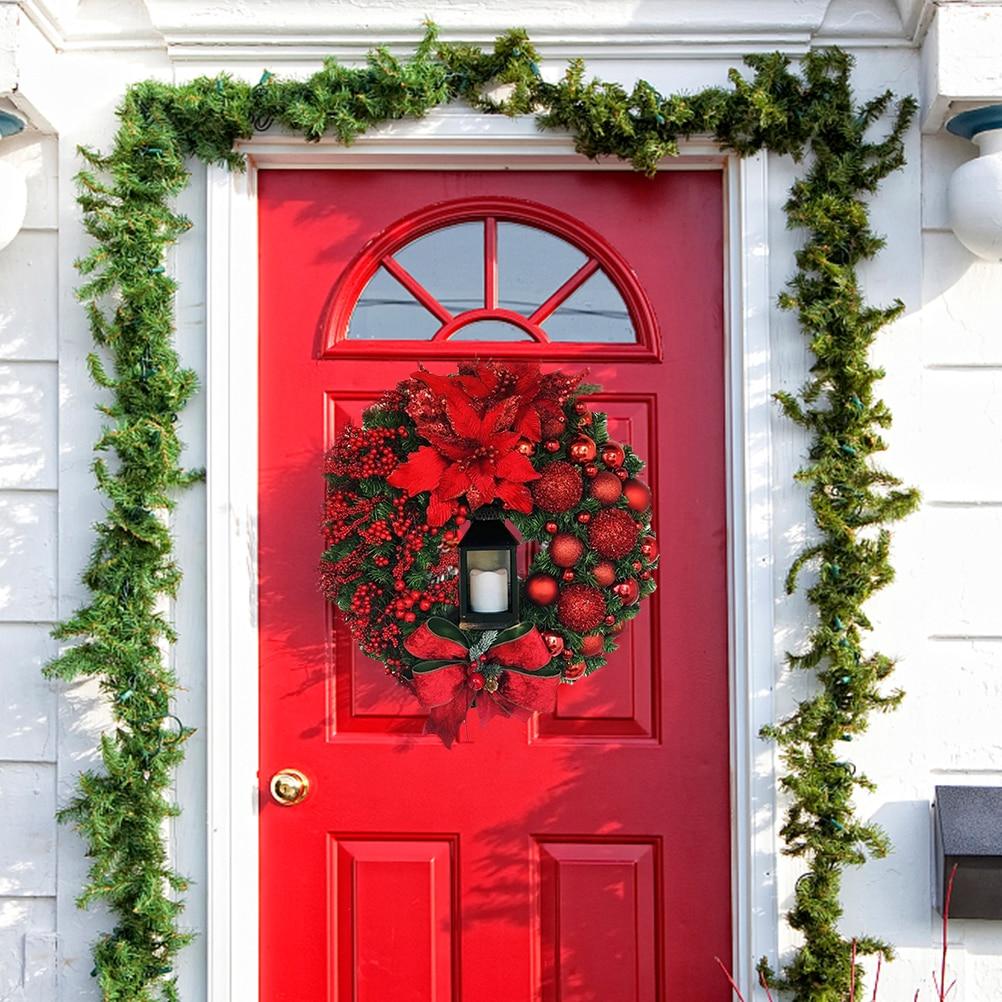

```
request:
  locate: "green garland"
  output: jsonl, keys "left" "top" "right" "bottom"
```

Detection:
{"left": 47, "top": 24, "right": 916, "bottom": 1001}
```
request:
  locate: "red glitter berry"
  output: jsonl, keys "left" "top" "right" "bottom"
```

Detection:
{"left": 557, "top": 584, "right": 607, "bottom": 633}
{"left": 531, "top": 461, "right": 584, "bottom": 513}
{"left": 588, "top": 508, "right": 640, "bottom": 559}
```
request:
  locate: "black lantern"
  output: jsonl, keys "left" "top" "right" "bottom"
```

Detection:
{"left": 458, "top": 510, "right": 521, "bottom": 631}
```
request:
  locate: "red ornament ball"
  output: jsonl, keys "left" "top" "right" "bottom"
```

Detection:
{"left": 601, "top": 442, "right": 625, "bottom": 468}
{"left": 527, "top": 573, "right": 559, "bottom": 606}
{"left": 532, "top": 461, "right": 584, "bottom": 513}
{"left": 593, "top": 561, "right": 617, "bottom": 587}
{"left": 615, "top": 469, "right": 629, "bottom": 481}
{"left": 562, "top": 569, "right": 576, "bottom": 582}
{"left": 541, "top": 413, "right": 567, "bottom": 439}
{"left": 564, "top": 661, "right": 586, "bottom": 680}
{"left": 603, "top": 614, "right": 616, "bottom": 626}
{"left": 624, "top": 478, "right": 652, "bottom": 512}
{"left": 545, "top": 521, "right": 558, "bottom": 534}
{"left": 468, "top": 672, "right": 485, "bottom": 691}
{"left": 588, "top": 508, "right": 640, "bottom": 559}
{"left": 613, "top": 578, "right": 641, "bottom": 606}
{"left": 557, "top": 584, "right": 607, "bottom": 633}
{"left": 581, "top": 633, "right": 605, "bottom": 657}
{"left": 541, "top": 631, "right": 565, "bottom": 657}
{"left": 584, "top": 464, "right": 599, "bottom": 479}
{"left": 577, "top": 512, "right": 591, "bottom": 524}
{"left": 550, "top": 532, "right": 585, "bottom": 568}
{"left": 590, "top": 471, "right": 624, "bottom": 506}
{"left": 516, "top": 438, "right": 536, "bottom": 457}
{"left": 574, "top": 401, "right": 589, "bottom": 415}
{"left": 544, "top": 439, "right": 561, "bottom": 454}
{"left": 641, "top": 535, "right": 659, "bottom": 561}
{"left": 568, "top": 435, "right": 598, "bottom": 464}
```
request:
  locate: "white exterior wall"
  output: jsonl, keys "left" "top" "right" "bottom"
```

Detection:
{"left": 0, "top": 1, "right": 1000, "bottom": 998}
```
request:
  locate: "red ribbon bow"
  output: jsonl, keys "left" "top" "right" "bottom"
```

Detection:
{"left": 404, "top": 617, "right": 560, "bottom": 747}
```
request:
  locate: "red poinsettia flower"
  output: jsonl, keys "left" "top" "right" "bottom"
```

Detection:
{"left": 388, "top": 377, "right": 540, "bottom": 525}
{"left": 457, "top": 362, "right": 584, "bottom": 443}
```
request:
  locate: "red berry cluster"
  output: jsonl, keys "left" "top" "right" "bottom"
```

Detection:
{"left": 388, "top": 578, "right": 458, "bottom": 623}
{"left": 323, "top": 490, "right": 376, "bottom": 546}
{"left": 323, "top": 426, "right": 463, "bottom": 676}
{"left": 326, "top": 423, "right": 405, "bottom": 480}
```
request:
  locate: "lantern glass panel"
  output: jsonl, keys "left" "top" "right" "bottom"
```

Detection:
{"left": 466, "top": 549, "right": 512, "bottom": 614}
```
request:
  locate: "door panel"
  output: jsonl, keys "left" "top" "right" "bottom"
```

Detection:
{"left": 537, "top": 840, "right": 660, "bottom": 1002}
{"left": 259, "top": 169, "right": 730, "bottom": 1000}
{"left": 330, "top": 837, "right": 458, "bottom": 1002}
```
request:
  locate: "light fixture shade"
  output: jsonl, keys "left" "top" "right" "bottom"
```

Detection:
{"left": 947, "top": 106, "right": 1002, "bottom": 261}
{"left": 0, "top": 161, "right": 27, "bottom": 253}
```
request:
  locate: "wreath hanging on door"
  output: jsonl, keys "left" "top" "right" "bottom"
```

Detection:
{"left": 320, "top": 361, "right": 658, "bottom": 744}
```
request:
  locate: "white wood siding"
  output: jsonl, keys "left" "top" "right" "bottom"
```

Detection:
{"left": 0, "top": 129, "right": 59, "bottom": 1002}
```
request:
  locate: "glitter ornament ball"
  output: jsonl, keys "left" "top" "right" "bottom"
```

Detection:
{"left": 550, "top": 532, "right": 585, "bottom": 567}
{"left": 588, "top": 508, "right": 640, "bottom": 559}
{"left": 531, "top": 461, "right": 584, "bottom": 513}
{"left": 589, "top": 471, "right": 624, "bottom": 506}
{"left": 557, "top": 584, "right": 607, "bottom": 633}
{"left": 593, "top": 561, "right": 617, "bottom": 587}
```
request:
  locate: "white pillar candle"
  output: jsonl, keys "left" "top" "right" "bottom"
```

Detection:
{"left": 469, "top": 567, "right": 509, "bottom": 614}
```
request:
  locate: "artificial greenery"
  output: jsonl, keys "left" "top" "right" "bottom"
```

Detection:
{"left": 50, "top": 23, "right": 916, "bottom": 1001}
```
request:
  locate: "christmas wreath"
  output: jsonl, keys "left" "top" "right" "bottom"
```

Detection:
{"left": 321, "top": 361, "right": 658, "bottom": 744}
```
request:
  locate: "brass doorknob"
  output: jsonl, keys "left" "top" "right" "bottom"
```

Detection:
{"left": 269, "top": 768, "right": 310, "bottom": 806}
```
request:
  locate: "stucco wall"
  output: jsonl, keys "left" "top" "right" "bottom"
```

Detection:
{"left": 1, "top": 1, "right": 1001, "bottom": 998}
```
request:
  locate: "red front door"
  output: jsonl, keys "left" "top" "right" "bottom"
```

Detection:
{"left": 259, "top": 168, "right": 731, "bottom": 1001}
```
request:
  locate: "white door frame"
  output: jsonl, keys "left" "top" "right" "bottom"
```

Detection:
{"left": 204, "top": 107, "right": 778, "bottom": 1001}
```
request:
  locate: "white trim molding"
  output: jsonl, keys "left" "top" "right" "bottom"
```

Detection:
{"left": 205, "top": 108, "right": 778, "bottom": 1001}
{"left": 147, "top": 0, "right": 914, "bottom": 66}
{"left": 206, "top": 163, "right": 260, "bottom": 1002}
{"left": 726, "top": 151, "right": 780, "bottom": 991}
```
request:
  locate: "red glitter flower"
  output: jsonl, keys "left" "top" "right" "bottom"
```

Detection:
{"left": 388, "top": 369, "right": 541, "bottom": 524}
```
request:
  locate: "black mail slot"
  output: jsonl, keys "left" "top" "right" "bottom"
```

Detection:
{"left": 934, "top": 785, "right": 1002, "bottom": 919}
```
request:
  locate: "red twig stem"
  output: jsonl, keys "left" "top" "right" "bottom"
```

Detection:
{"left": 870, "top": 955, "right": 882, "bottom": 1002}
{"left": 850, "top": 938, "right": 857, "bottom": 1000}
{"left": 940, "top": 862, "right": 958, "bottom": 1002}
{"left": 715, "top": 957, "right": 748, "bottom": 1002}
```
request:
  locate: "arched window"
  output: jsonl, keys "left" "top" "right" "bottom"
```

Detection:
{"left": 323, "top": 198, "right": 658, "bottom": 360}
